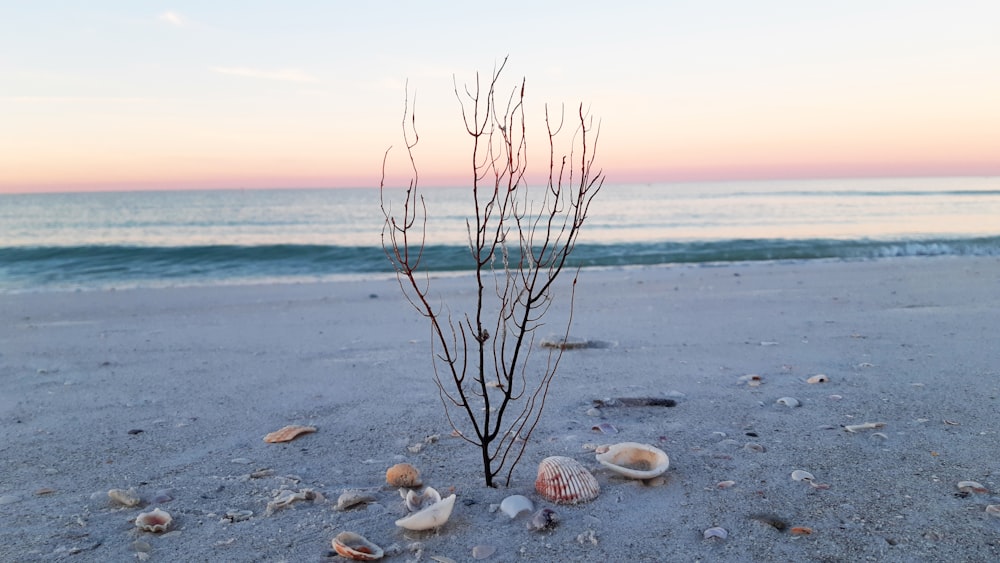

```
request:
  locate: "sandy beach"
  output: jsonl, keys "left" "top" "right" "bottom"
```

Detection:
{"left": 2, "top": 256, "right": 1000, "bottom": 562}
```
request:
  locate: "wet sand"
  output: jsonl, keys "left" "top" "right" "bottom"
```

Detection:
{"left": 2, "top": 256, "right": 1000, "bottom": 561}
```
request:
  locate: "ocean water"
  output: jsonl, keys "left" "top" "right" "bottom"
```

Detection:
{"left": 2, "top": 177, "right": 999, "bottom": 292}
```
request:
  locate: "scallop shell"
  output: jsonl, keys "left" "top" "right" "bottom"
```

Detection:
{"left": 404, "top": 487, "right": 442, "bottom": 512}
{"left": 394, "top": 493, "right": 456, "bottom": 531}
{"left": 263, "top": 424, "right": 317, "bottom": 443}
{"left": 499, "top": 494, "right": 534, "bottom": 518}
{"left": 535, "top": 456, "right": 600, "bottom": 504}
{"left": 134, "top": 508, "right": 172, "bottom": 533}
{"left": 595, "top": 442, "right": 670, "bottom": 480}
{"left": 386, "top": 463, "right": 422, "bottom": 488}
{"left": 108, "top": 488, "right": 141, "bottom": 507}
{"left": 332, "top": 531, "right": 384, "bottom": 561}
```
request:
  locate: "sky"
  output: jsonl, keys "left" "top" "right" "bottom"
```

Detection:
{"left": 2, "top": 1, "right": 999, "bottom": 194}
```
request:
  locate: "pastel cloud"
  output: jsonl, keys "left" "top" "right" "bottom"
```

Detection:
{"left": 158, "top": 11, "right": 185, "bottom": 26}
{"left": 211, "top": 67, "right": 320, "bottom": 83}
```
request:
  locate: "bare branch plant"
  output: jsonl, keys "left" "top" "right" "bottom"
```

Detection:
{"left": 380, "top": 59, "right": 604, "bottom": 487}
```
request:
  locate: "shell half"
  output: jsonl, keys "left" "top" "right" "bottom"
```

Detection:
{"left": 263, "top": 425, "right": 317, "bottom": 443}
{"left": 332, "top": 531, "right": 384, "bottom": 561}
{"left": 404, "top": 487, "right": 442, "bottom": 512}
{"left": 499, "top": 495, "right": 534, "bottom": 518}
{"left": 394, "top": 494, "right": 456, "bottom": 531}
{"left": 135, "top": 508, "right": 172, "bottom": 533}
{"left": 595, "top": 442, "right": 670, "bottom": 480}
{"left": 535, "top": 456, "right": 600, "bottom": 504}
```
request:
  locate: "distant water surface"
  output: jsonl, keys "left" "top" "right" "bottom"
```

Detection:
{"left": 2, "top": 177, "right": 999, "bottom": 292}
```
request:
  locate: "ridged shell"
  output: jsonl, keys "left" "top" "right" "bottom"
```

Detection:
{"left": 535, "top": 456, "right": 600, "bottom": 504}
{"left": 595, "top": 442, "right": 670, "bottom": 480}
{"left": 263, "top": 425, "right": 317, "bottom": 443}
{"left": 134, "top": 508, "right": 172, "bottom": 533}
{"left": 332, "top": 531, "right": 384, "bottom": 561}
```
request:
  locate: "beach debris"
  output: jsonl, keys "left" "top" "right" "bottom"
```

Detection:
{"left": 943, "top": 419, "right": 960, "bottom": 426}
{"left": 716, "top": 480, "right": 737, "bottom": 489}
{"left": 222, "top": 509, "right": 254, "bottom": 523}
{"left": 775, "top": 397, "right": 801, "bottom": 407}
{"left": 576, "top": 529, "right": 599, "bottom": 546}
{"left": 394, "top": 493, "right": 456, "bottom": 531}
{"left": 986, "top": 505, "right": 1000, "bottom": 517}
{"left": 404, "top": 487, "right": 442, "bottom": 512}
{"left": 35, "top": 487, "right": 57, "bottom": 496}
{"left": 535, "top": 456, "right": 600, "bottom": 505}
{"left": 336, "top": 491, "right": 377, "bottom": 511}
{"left": 790, "top": 526, "right": 814, "bottom": 536}
{"left": 265, "top": 488, "right": 318, "bottom": 515}
{"left": 108, "top": 488, "right": 141, "bottom": 507}
{"left": 592, "top": 397, "right": 677, "bottom": 408}
{"left": 471, "top": 545, "right": 496, "bottom": 559}
{"left": 791, "top": 470, "right": 815, "bottom": 482}
{"left": 499, "top": 495, "right": 533, "bottom": 518}
{"left": 737, "top": 374, "right": 764, "bottom": 387}
{"left": 843, "top": 422, "right": 886, "bottom": 433}
{"left": 743, "top": 443, "right": 766, "bottom": 453}
{"left": 956, "top": 481, "right": 989, "bottom": 494}
{"left": 595, "top": 442, "right": 670, "bottom": 480}
{"left": 750, "top": 513, "right": 787, "bottom": 531}
{"left": 828, "top": 394, "right": 843, "bottom": 401}
{"left": 807, "top": 374, "right": 829, "bottom": 384}
{"left": 527, "top": 508, "right": 559, "bottom": 531}
{"left": 703, "top": 526, "right": 728, "bottom": 540}
{"left": 332, "top": 531, "right": 384, "bottom": 561}
{"left": 262, "top": 424, "right": 316, "bottom": 443}
{"left": 540, "top": 336, "right": 594, "bottom": 349}
{"left": 134, "top": 508, "right": 172, "bottom": 533}
{"left": 591, "top": 422, "right": 618, "bottom": 434}
{"left": 386, "top": 463, "right": 422, "bottom": 488}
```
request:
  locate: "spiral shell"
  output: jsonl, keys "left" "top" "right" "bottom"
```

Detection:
{"left": 535, "top": 456, "right": 600, "bottom": 505}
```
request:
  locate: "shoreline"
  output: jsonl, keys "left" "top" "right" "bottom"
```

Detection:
{"left": 2, "top": 256, "right": 999, "bottom": 561}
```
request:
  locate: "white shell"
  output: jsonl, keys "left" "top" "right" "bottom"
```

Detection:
{"left": 807, "top": 374, "right": 829, "bottom": 384}
{"left": 791, "top": 470, "right": 815, "bottom": 482}
{"left": 332, "top": 531, "right": 384, "bottom": 561}
{"left": 957, "top": 480, "right": 988, "bottom": 493}
{"left": 134, "top": 508, "right": 172, "bottom": 533}
{"left": 535, "top": 456, "right": 600, "bottom": 504}
{"left": 703, "top": 526, "right": 728, "bottom": 540}
{"left": 595, "top": 442, "right": 670, "bottom": 480}
{"left": 776, "top": 397, "right": 800, "bottom": 407}
{"left": 405, "top": 487, "right": 442, "bottom": 512}
{"left": 394, "top": 494, "right": 456, "bottom": 531}
{"left": 499, "top": 495, "right": 534, "bottom": 518}
{"left": 108, "top": 488, "right": 141, "bottom": 507}
{"left": 986, "top": 504, "right": 1000, "bottom": 517}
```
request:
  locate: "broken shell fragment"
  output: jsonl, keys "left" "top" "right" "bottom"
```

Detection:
{"left": 527, "top": 508, "right": 559, "bottom": 531}
{"left": 332, "top": 531, "right": 384, "bottom": 561}
{"left": 386, "top": 463, "right": 422, "bottom": 488}
{"left": 595, "top": 442, "right": 670, "bottom": 480}
{"left": 776, "top": 397, "right": 801, "bottom": 407}
{"left": 791, "top": 470, "right": 815, "bottom": 482}
{"left": 394, "top": 493, "right": 456, "bottom": 531}
{"left": 986, "top": 505, "right": 1000, "bottom": 517}
{"left": 108, "top": 488, "right": 141, "bottom": 507}
{"left": 843, "top": 422, "right": 886, "bottom": 433}
{"left": 134, "top": 508, "right": 172, "bottom": 533}
{"left": 716, "top": 480, "right": 737, "bottom": 489}
{"left": 807, "top": 374, "right": 829, "bottom": 384}
{"left": 737, "top": 374, "right": 763, "bottom": 387}
{"left": 404, "top": 487, "right": 442, "bottom": 512}
{"left": 535, "top": 456, "right": 600, "bottom": 504}
{"left": 263, "top": 424, "right": 317, "bottom": 443}
{"left": 703, "top": 526, "right": 728, "bottom": 540}
{"left": 790, "top": 526, "right": 814, "bottom": 536}
{"left": 499, "top": 494, "right": 534, "bottom": 518}
{"left": 336, "top": 491, "right": 377, "bottom": 511}
{"left": 956, "top": 481, "right": 989, "bottom": 494}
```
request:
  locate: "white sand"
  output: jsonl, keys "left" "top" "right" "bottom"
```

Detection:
{"left": 2, "top": 257, "right": 1000, "bottom": 561}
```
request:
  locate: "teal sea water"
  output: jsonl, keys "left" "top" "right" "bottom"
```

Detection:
{"left": 2, "top": 177, "right": 999, "bottom": 292}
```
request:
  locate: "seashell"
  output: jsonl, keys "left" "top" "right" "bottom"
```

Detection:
{"left": 336, "top": 491, "right": 377, "bottom": 511}
{"left": 776, "top": 397, "right": 800, "bottom": 407}
{"left": 591, "top": 422, "right": 618, "bottom": 434}
{"left": 223, "top": 509, "right": 254, "bottom": 523}
{"left": 499, "top": 495, "right": 534, "bottom": 518}
{"left": 332, "top": 531, "right": 384, "bottom": 561}
{"left": 956, "top": 481, "right": 989, "bottom": 494}
{"left": 791, "top": 470, "right": 815, "bottom": 482}
{"left": 843, "top": 421, "right": 885, "bottom": 433}
{"left": 134, "top": 508, "right": 172, "bottom": 533}
{"left": 386, "top": 463, "right": 422, "bottom": 488}
{"left": 985, "top": 504, "right": 1000, "bottom": 517}
{"left": 716, "top": 480, "right": 737, "bottom": 489}
{"left": 535, "top": 456, "right": 600, "bottom": 505}
{"left": 394, "top": 493, "right": 456, "bottom": 531}
{"left": 743, "top": 442, "right": 766, "bottom": 453}
{"left": 595, "top": 442, "right": 670, "bottom": 480}
{"left": 471, "top": 545, "right": 496, "bottom": 560}
{"left": 108, "top": 488, "right": 141, "bottom": 507}
{"left": 790, "top": 526, "right": 813, "bottom": 535}
{"left": 527, "top": 507, "right": 559, "bottom": 531}
{"left": 405, "top": 487, "right": 442, "bottom": 512}
{"left": 807, "top": 374, "right": 829, "bottom": 384}
{"left": 263, "top": 424, "right": 316, "bottom": 443}
{"left": 737, "top": 374, "right": 763, "bottom": 386}
{"left": 265, "top": 488, "right": 317, "bottom": 515}
{"left": 703, "top": 526, "right": 728, "bottom": 540}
